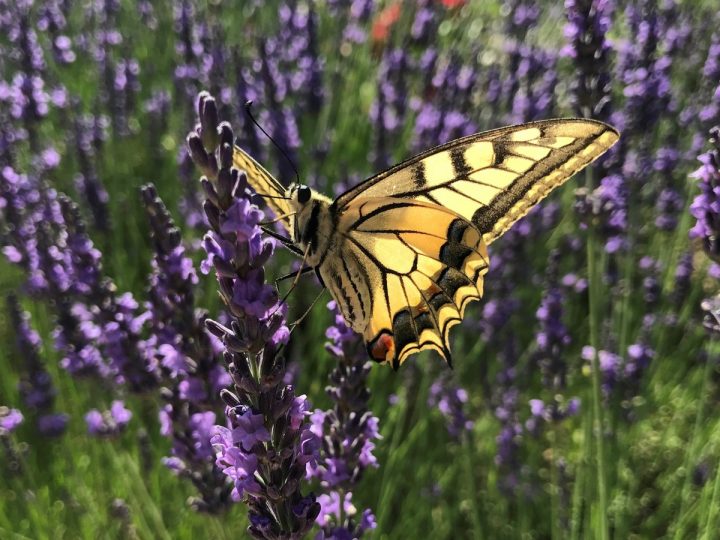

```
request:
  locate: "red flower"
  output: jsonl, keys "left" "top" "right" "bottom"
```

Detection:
{"left": 371, "top": 2, "right": 402, "bottom": 44}
{"left": 440, "top": 0, "right": 466, "bottom": 8}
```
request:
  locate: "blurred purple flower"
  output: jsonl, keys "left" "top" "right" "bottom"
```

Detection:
{"left": 428, "top": 373, "right": 474, "bottom": 438}
{"left": 85, "top": 400, "right": 132, "bottom": 437}
{"left": 8, "top": 294, "right": 68, "bottom": 437}
{"left": 141, "top": 183, "right": 231, "bottom": 513}
{"left": 0, "top": 407, "right": 24, "bottom": 434}
{"left": 316, "top": 491, "right": 377, "bottom": 540}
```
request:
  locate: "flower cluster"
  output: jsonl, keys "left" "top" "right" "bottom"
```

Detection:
{"left": 7, "top": 294, "right": 68, "bottom": 437}
{"left": 690, "top": 127, "right": 720, "bottom": 260}
{"left": 563, "top": 0, "right": 615, "bottom": 118}
{"left": 141, "top": 182, "right": 231, "bottom": 513}
{"left": 188, "top": 92, "right": 319, "bottom": 538}
{"left": 371, "top": 47, "right": 410, "bottom": 169}
{"left": 308, "top": 302, "right": 380, "bottom": 538}
{"left": 428, "top": 375, "right": 474, "bottom": 438}
{"left": 58, "top": 197, "right": 157, "bottom": 392}
{"left": 85, "top": 400, "right": 132, "bottom": 437}
{"left": 0, "top": 406, "right": 25, "bottom": 476}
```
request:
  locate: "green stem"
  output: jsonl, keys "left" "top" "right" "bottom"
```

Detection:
{"left": 702, "top": 433, "right": 720, "bottom": 540}
{"left": 570, "top": 414, "right": 592, "bottom": 540}
{"left": 462, "top": 430, "right": 485, "bottom": 540}
{"left": 672, "top": 338, "right": 718, "bottom": 540}
{"left": 550, "top": 427, "right": 562, "bottom": 540}
{"left": 586, "top": 169, "right": 609, "bottom": 540}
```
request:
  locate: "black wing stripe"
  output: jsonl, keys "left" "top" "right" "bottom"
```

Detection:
{"left": 471, "top": 133, "right": 603, "bottom": 234}
{"left": 340, "top": 254, "right": 366, "bottom": 322}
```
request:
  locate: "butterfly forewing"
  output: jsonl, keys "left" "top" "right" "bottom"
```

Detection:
{"left": 233, "top": 145, "right": 293, "bottom": 232}
{"left": 334, "top": 119, "right": 619, "bottom": 245}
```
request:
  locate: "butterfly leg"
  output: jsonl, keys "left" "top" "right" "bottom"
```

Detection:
{"left": 289, "top": 288, "right": 327, "bottom": 333}
{"left": 261, "top": 225, "right": 304, "bottom": 257}
{"left": 267, "top": 242, "right": 313, "bottom": 319}
{"left": 276, "top": 266, "right": 314, "bottom": 283}
{"left": 273, "top": 266, "right": 314, "bottom": 297}
{"left": 260, "top": 212, "right": 296, "bottom": 226}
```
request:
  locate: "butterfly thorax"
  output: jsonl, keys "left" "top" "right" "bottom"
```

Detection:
{"left": 289, "top": 185, "right": 335, "bottom": 267}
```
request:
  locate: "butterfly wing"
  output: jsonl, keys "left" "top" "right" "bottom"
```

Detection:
{"left": 333, "top": 119, "right": 619, "bottom": 244}
{"left": 319, "top": 197, "right": 489, "bottom": 369}
{"left": 233, "top": 145, "right": 293, "bottom": 233}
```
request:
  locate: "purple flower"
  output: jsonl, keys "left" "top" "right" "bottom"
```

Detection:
{"left": 428, "top": 374, "right": 474, "bottom": 438}
{"left": 690, "top": 128, "right": 720, "bottom": 259}
{"left": 37, "top": 413, "right": 68, "bottom": 437}
{"left": 315, "top": 491, "right": 377, "bottom": 539}
{"left": 189, "top": 92, "right": 320, "bottom": 535}
{"left": 528, "top": 397, "right": 581, "bottom": 424}
{"left": 0, "top": 408, "right": 24, "bottom": 433}
{"left": 582, "top": 346, "right": 621, "bottom": 395}
{"left": 232, "top": 409, "right": 270, "bottom": 452}
{"left": 211, "top": 426, "right": 262, "bottom": 501}
{"left": 85, "top": 400, "right": 132, "bottom": 437}
{"left": 141, "top": 183, "right": 231, "bottom": 513}
{"left": 8, "top": 294, "right": 68, "bottom": 437}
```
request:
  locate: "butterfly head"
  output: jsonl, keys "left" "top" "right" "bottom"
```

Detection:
{"left": 289, "top": 183, "right": 313, "bottom": 207}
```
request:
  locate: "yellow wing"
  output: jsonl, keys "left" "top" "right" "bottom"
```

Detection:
{"left": 319, "top": 198, "right": 489, "bottom": 369}
{"left": 334, "top": 119, "right": 619, "bottom": 244}
{"left": 232, "top": 145, "right": 293, "bottom": 233}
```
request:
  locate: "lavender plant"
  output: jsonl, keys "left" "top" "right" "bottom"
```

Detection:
{"left": 188, "top": 92, "right": 320, "bottom": 538}
{"left": 7, "top": 294, "right": 68, "bottom": 436}
{"left": 0, "top": 406, "right": 25, "bottom": 475}
{"left": 309, "top": 302, "right": 379, "bottom": 538}
{"left": 141, "top": 182, "right": 232, "bottom": 513}
{"left": 85, "top": 400, "right": 132, "bottom": 437}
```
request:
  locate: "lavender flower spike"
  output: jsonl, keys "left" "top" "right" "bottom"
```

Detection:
{"left": 690, "top": 127, "right": 720, "bottom": 261}
{"left": 8, "top": 294, "right": 68, "bottom": 437}
{"left": 1, "top": 406, "right": 25, "bottom": 475}
{"left": 310, "top": 302, "right": 381, "bottom": 537}
{"left": 141, "top": 183, "right": 232, "bottom": 514}
{"left": 188, "top": 91, "right": 320, "bottom": 538}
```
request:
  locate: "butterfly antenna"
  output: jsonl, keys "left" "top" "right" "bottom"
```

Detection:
{"left": 244, "top": 100, "right": 301, "bottom": 185}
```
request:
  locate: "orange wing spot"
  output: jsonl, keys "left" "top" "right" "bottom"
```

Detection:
{"left": 370, "top": 333, "right": 395, "bottom": 363}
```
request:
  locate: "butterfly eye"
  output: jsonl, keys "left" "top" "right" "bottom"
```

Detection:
{"left": 297, "top": 185, "right": 311, "bottom": 204}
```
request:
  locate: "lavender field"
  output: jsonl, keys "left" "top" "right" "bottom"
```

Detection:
{"left": 1, "top": 0, "right": 720, "bottom": 538}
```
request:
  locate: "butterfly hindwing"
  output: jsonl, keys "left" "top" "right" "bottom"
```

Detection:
{"left": 233, "top": 145, "right": 293, "bottom": 232}
{"left": 319, "top": 198, "right": 489, "bottom": 368}
{"left": 334, "top": 119, "right": 619, "bottom": 245}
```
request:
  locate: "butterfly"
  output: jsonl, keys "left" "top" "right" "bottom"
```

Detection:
{"left": 234, "top": 119, "right": 619, "bottom": 369}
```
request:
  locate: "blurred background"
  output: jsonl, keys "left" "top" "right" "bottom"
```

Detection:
{"left": 1, "top": 0, "right": 720, "bottom": 538}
